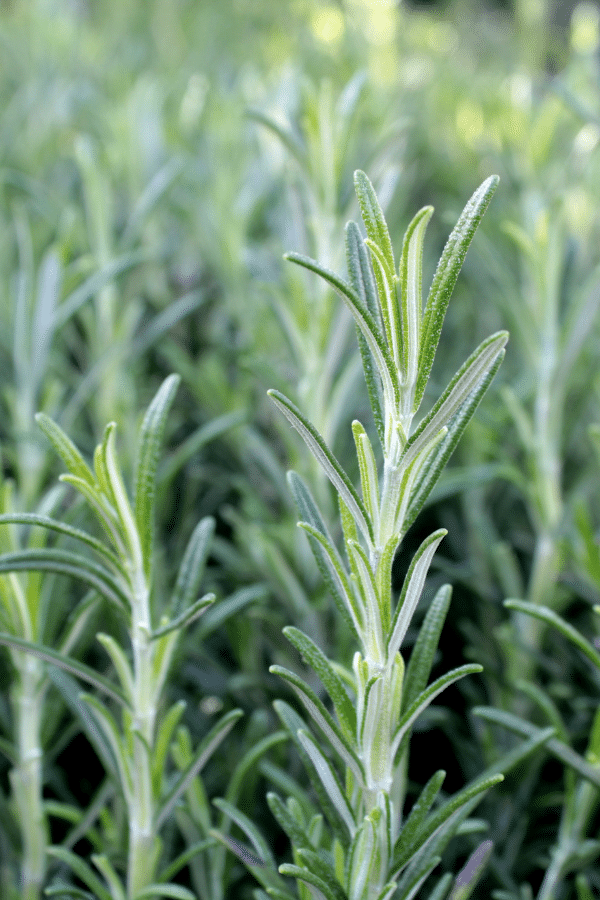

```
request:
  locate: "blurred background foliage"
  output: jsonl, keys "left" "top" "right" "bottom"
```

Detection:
{"left": 2, "top": 0, "right": 600, "bottom": 897}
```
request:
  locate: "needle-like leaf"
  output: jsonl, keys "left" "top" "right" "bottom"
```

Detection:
{"left": 135, "top": 374, "right": 180, "bottom": 579}
{"left": 416, "top": 175, "right": 499, "bottom": 410}
{"left": 269, "top": 390, "right": 373, "bottom": 545}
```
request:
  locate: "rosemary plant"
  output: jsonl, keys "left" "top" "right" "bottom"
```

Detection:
{"left": 216, "top": 172, "right": 514, "bottom": 899}
{"left": 0, "top": 375, "right": 241, "bottom": 900}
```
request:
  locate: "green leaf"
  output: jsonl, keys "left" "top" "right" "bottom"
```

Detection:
{"left": 45, "top": 884, "right": 95, "bottom": 899}
{"left": 196, "top": 584, "right": 263, "bottom": 640}
{"left": 426, "top": 874, "right": 453, "bottom": 900}
{"left": 449, "top": 840, "right": 493, "bottom": 900}
{"left": 346, "top": 539, "right": 384, "bottom": 656}
{"left": 56, "top": 250, "right": 149, "bottom": 327}
{"left": 0, "top": 548, "right": 130, "bottom": 612}
{"left": 152, "top": 700, "right": 186, "bottom": 796}
{"left": 278, "top": 864, "right": 347, "bottom": 900}
{"left": 102, "top": 424, "right": 141, "bottom": 566}
{"left": 576, "top": 874, "right": 595, "bottom": 900}
{"left": 345, "top": 220, "right": 385, "bottom": 444}
{"left": 260, "top": 759, "right": 315, "bottom": 824}
{"left": 270, "top": 664, "right": 363, "bottom": 781}
{"left": 346, "top": 814, "right": 377, "bottom": 900}
{"left": 224, "top": 731, "right": 289, "bottom": 809}
{"left": 399, "top": 206, "right": 434, "bottom": 401}
{"left": 133, "top": 886, "right": 196, "bottom": 900}
{"left": 392, "top": 665, "right": 482, "bottom": 757}
{"left": 473, "top": 707, "right": 600, "bottom": 788}
{"left": 151, "top": 628, "right": 180, "bottom": 704}
{"left": 296, "top": 848, "right": 348, "bottom": 900}
{"left": 504, "top": 599, "right": 600, "bottom": 670}
{"left": 296, "top": 729, "right": 355, "bottom": 836}
{"left": 267, "top": 792, "right": 314, "bottom": 852}
{"left": 209, "top": 827, "right": 268, "bottom": 875}
{"left": 212, "top": 796, "right": 276, "bottom": 868}
{"left": 0, "top": 513, "right": 123, "bottom": 572}
{"left": 151, "top": 593, "right": 214, "bottom": 640}
{"left": 479, "top": 725, "right": 555, "bottom": 784}
{"left": 354, "top": 169, "right": 395, "bottom": 276}
{"left": 269, "top": 390, "right": 373, "bottom": 545}
{"left": 265, "top": 889, "right": 299, "bottom": 900}
{"left": 91, "top": 854, "right": 126, "bottom": 900}
{"left": 402, "top": 584, "right": 452, "bottom": 712}
{"left": 96, "top": 633, "right": 135, "bottom": 700}
{"left": 367, "top": 238, "right": 402, "bottom": 371}
{"left": 273, "top": 700, "right": 351, "bottom": 846}
{"left": 374, "top": 883, "right": 401, "bottom": 900}
{"left": 59, "top": 474, "right": 123, "bottom": 551}
{"left": 155, "top": 708, "right": 242, "bottom": 828}
{"left": 0, "top": 632, "right": 127, "bottom": 706}
{"left": 288, "top": 472, "right": 359, "bottom": 639}
{"left": 156, "top": 839, "right": 215, "bottom": 885}
{"left": 392, "top": 773, "right": 503, "bottom": 875}
{"left": 47, "top": 668, "right": 120, "bottom": 778}
{"left": 46, "top": 847, "right": 112, "bottom": 900}
{"left": 416, "top": 175, "right": 499, "bottom": 410}
{"left": 284, "top": 253, "right": 399, "bottom": 410}
{"left": 396, "top": 854, "right": 441, "bottom": 900}
{"left": 403, "top": 351, "right": 504, "bottom": 533}
{"left": 246, "top": 108, "right": 308, "bottom": 169}
{"left": 82, "top": 694, "right": 132, "bottom": 800}
{"left": 93, "top": 424, "right": 118, "bottom": 511}
{"left": 283, "top": 626, "right": 356, "bottom": 738}
{"left": 352, "top": 421, "right": 380, "bottom": 527}
{"left": 135, "top": 374, "right": 180, "bottom": 579}
{"left": 170, "top": 517, "right": 215, "bottom": 616}
{"left": 35, "top": 413, "right": 95, "bottom": 487}
{"left": 388, "top": 530, "right": 447, "bottom": 659}
{"left": 393, "top": 770, "right": 446, "bottom": 873}
{"left": 403, "top": 332, "right": 508, "bottom": 471}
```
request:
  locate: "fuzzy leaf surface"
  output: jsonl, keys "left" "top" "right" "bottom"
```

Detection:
{"left": 283, "top": 625, "right": 356, "bottom": 737}
{"left": 135, "top": 373, "right": 180, "bottom": 579}
{"left": 171, "top": 517, "right": 215, "bottom": 616}
{"left": 402, "top": 332, "right": 508, "bottom": 470}
{"left": 271, "top": 664, "right": 362, "bottom": 780}
{"left": 284, "top": 253, "right": 399, "bottom": 409}
{"left": 345, "top": 220, "right": 385, "bottom": 443}
{"left": 416, "top": 175, "right": 499, "bottom": 409}
{"left": 269, "top": 391, "right": 373, "bottom": 543}
{"left": 36, "top": 413, "right": 95, "bottom": 486}
{"left": 403, "top": 351, "right": 504, "bottom": 533}
{"left": 388, "top": 530, "right": 447, "bottom": 658}
{"left": 402, "top": 584, "right": 452, "bottom": 712}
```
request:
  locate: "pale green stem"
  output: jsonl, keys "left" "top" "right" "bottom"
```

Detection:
{"left": 537, "top": 777, "right": 599, "bottom": 900}
{"left": 127, "top": 564, "right": 160, "bottom": 899}
{"left": 11, "top": 653, "right": 47, "bottom": 900}
{"left": 510, "top": 255, "right": 563, "bottom": 685}
{"left": 357, "top": 447, "right": 409, "bottom": 895}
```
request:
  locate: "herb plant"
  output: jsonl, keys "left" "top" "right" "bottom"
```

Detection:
{"left": 0, "top": 375, "right": 241, "bottom": 900}
{"left": 213, "top": 171, "right": 536, "bottom": 900}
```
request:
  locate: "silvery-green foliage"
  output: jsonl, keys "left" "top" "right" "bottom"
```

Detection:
{"left": 0, "top": 375, "right": 242, "bottom": 900}
{"left": 225, "top": 172, "right": 513, "bottom": 900}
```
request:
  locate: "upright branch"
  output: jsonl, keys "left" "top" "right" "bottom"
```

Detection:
{"left": 0, "top": 376, "right": 242, "bottom": 900}
{"left": 266, "top": 172, "right": 508, "bottom": 899}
